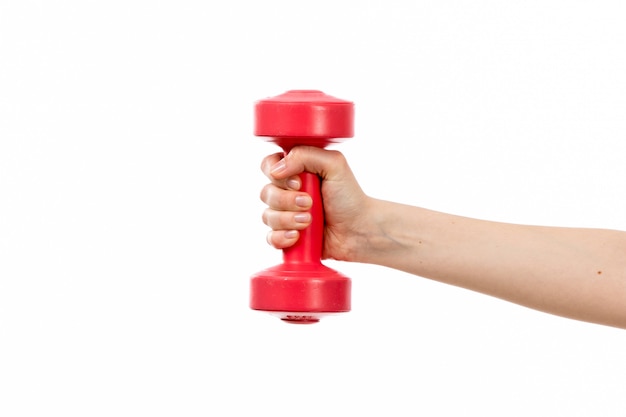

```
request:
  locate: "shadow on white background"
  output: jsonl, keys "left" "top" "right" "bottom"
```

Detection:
{"left": 1, "top": 1, "right": 625, "bottom": 416}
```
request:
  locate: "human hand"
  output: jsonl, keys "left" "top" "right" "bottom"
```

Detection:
{"left": 260, "top": 146, "right": 370, "bottom": 262}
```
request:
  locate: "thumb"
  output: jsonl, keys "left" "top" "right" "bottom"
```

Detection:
{"left": 270, "top": 146, "right": 347, "bottom": 182}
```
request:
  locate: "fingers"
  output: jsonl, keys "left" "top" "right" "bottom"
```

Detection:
{"left": 262, "top": 209, "right": 311, "bottom": 249}
{"left": 261, "top": 146, "right": 349, "bottom": 183}
{"left": 266, "top": 230, "right": 299, "bottom": 249}
{"left": 262, "top": 207, "right": 311, "bottom": 230}
{"left": 260, "top": 152, "right": 301, "bottom": 191}
{"left": 260, "top": 182, "right": 313, "bottom": 249}
{"left": 259, "top": 183, "right": 312, "bottom": 211}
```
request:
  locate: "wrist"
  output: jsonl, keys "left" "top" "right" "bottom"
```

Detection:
{"left": 349, "top": 198, "right": 422, "bottom": 266}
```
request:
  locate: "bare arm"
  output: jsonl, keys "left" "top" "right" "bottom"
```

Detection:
{"left": 356, "top": 198, "right": 626, "bottom": 329}
{"left": 261, "top": 146, "right": 626, "bottom": 329}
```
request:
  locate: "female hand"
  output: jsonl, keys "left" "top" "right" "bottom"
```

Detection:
{"left": 260, "top": 146, "right": 370, "bottom": 262}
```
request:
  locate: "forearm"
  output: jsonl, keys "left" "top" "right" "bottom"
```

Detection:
{"left": 354, "top": 198, "right": 626, "bottom": 328}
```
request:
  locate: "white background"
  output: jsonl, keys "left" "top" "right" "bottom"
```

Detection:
{"left": 1, "top": 1, "right": 625, "bottom": 416}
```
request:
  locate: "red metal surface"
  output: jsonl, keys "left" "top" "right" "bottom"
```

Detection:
{"left": 250, "top": 90, "right": 354, "bottom": 324}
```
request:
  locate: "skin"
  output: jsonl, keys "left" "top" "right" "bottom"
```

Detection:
{"left": 260, "top": 146, "right": 626, "bottom": 329}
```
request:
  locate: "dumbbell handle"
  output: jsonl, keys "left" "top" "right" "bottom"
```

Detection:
{"left": 283, "top": 171, "right": 324, "bottom": 264}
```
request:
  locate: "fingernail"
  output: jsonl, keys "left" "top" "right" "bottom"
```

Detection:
{"left": 295, "top": 195, "right": 312, "bottom": 208}
{"left": 284, "top": 230, "right": 298, "bottom": 239}
{"left": 294, "top": 213, "right": 311, "bottom": 223}
{"left": 287, "top": 178, "right": 300, "bottom": 190}
{"left": 270, "top": 159, "right": 286, "bottom": 174}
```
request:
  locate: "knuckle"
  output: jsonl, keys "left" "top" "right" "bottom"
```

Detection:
{"left": 260, "top": 157, "right": 269, "bottom": 174}
{"left": 259, "top": 183, "right": 273, "bottom": 203}
{"left": 261, "top": 208, "right": 271, "bottom": 226}
{"left": 267, "top": 231, "right": 285, "bottom": 249}
{"left": 327, "top": 149, "right": 346, "bottom": 165}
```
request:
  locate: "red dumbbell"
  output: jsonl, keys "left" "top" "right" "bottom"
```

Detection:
{"left": 250, "top": 90, "right": 354, "bottom": 324}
